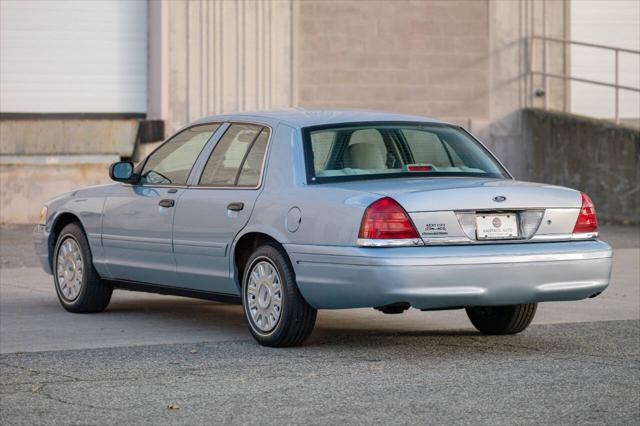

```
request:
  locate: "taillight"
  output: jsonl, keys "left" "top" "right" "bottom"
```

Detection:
{"left": 358, "top": 197, "right": 422, "bottom": 246}
{"left": 573, "top": 192, "right": 598, "bottom": 234}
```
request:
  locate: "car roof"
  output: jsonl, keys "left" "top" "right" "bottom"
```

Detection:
{"left": 192, "top": 108, "right": 448, "bottom": 129}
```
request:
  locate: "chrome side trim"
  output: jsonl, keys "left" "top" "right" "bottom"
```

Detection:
{"left": 299, "top": 251, "right": 611, "bottom": 266}
{"left": 531, "top": 232, "right": 598, "bottom": 241}
{"left": 571, "top": 232, "right": 599, "bottom": 240}
{"left": 420, "top": 233, "right": 598, "bottom": 245}
{"left": 529, "top": 234, "right": 572, "bottom": 241}
{"left": 287, "top": 240, "right": 613, "bottom": 267}
{"left": 422, "top": 236, "right": 471, "bottom": 244}
{"left": 357, "top": 238, "right": 424, "bottom": 247}
{"left": 102, "top": 234, "right": 171, "bottom": 244}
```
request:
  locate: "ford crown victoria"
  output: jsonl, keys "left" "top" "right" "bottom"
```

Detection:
{"left": 34, "top": 109, "right": 612, "bottom": 346}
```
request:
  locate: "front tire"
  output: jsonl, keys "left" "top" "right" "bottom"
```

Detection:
{"left": 53, "top": 223, "right": 112, "bottom": 313}
{"left": 242, "top": 244, "right": 316, "bottom": 347}
{"left": 466, "top": 303, "right": 537, "bottom": 335}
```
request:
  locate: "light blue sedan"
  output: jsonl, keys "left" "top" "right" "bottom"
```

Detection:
{"left": 34, "top": 109, "right": 612, "bottom": 346}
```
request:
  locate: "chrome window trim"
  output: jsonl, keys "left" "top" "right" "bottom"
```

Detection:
{"left": 301, "top": 121, "right": 512, "bottom": 185}
{"left": 122, "top": 183, "right": 189, "bottom": 189}
{"left": 192, "top": 121, "right": 274, "bottom": 190}
{"left": 123, "top": 120, "right": 273, "bottom": 191}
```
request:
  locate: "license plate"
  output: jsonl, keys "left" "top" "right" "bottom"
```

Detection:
{"left": 476, "top": 213, "right": 519, "bottom": 239}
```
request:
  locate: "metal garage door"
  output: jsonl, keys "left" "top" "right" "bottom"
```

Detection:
{"left": 0, "top": 0, "right": 147, "bottom": 114}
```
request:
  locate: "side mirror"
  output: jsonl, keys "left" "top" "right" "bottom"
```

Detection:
{"left": 109, "top": 161, "right": 136, "bottom": 183}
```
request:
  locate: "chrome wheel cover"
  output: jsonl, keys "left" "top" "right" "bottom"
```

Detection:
{"left": 245, "top": 260, "right": 282, "bottom": 333}
{"left": 56, "top": 237, "right": 83, "bottom": 301}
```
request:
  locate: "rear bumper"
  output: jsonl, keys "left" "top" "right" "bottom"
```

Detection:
{"left": 284, "top": 240, "right": 613, "bottom": 310}
{"left": 33, "top": 224, "right": 52, "bottom": 274}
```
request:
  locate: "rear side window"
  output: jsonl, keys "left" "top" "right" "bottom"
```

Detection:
{"left": 237, "top": 130, "right": 269, "bottom": 187}
{"left": 199, "top": 124, "right": 270, "bottom": 187}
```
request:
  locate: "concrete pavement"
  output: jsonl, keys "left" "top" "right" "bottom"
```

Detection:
{"left": 0, "top": 224, "right": 638, "bottom": 424}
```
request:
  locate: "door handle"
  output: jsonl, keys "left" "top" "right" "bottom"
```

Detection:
{"left": 159, "top": 199, "right": 175, "bottom": 208}
{"left": 227, "top": 202, "right": 244, "bottom": 211}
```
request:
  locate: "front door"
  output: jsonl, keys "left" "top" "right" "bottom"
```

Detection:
{"left": 101, "top": 124, "right": 220, "bottom": 285}
{"left": 102, "top": 185, "right": 182, "bottom": 285}
{"left": 172, "top": 123, "right": 270, "bottom": 294}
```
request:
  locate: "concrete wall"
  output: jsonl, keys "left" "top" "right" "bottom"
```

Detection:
{"left": 294, "top": 0, "right": 490, "bottom": 125}
{"left": 0, "top": 162, "right": 112, "bottom": 224}
{"left": 143, "top": 0, "right": 571, "bottom": 141}
{"left": 0, "top": 119, "right": 138, "bottom": 156}
{"left": 517, "top": 108, "right": 639, "bottom": 224}
{"left": 0, "top": 119, "right": 138, "bottom": 223}
{"left": 481, "top": 0, "right": 568, "bottom": 171}
{"left": 148, "top": 0, "right": 294, "bottom": 134}
{"left": 152, "top": 0, "right": 566, "bottom": 133}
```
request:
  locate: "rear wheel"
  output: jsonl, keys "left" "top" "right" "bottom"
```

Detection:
{"left": 242, "top": 244, "right": 316, "bottom": 347}
{"left": 466, "top": 303, "right": 537, "bottom": 335}
{"left": 53, "top": 223, "right": 112, "bottom": 313}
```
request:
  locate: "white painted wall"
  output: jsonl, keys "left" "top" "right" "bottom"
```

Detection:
{"left": 570, "top": 0, "right": 640, "bottom": 119}
{"left": 0, "top": 0, "right": 147, "bottom": 113}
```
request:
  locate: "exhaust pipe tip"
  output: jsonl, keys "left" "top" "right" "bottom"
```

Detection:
{"left": 374, "top": 302, "right": 410, "bottom": 314}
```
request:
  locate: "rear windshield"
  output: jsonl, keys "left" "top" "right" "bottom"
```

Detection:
{"left": 302, "top": 123, "right": 508, "bottom": 183}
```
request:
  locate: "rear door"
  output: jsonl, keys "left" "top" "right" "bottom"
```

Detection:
{"left": 101, "top": 124, "right": 220, "bottom": 285}
{"left": 172, "top": 123, "right": 271, "bottom": 294}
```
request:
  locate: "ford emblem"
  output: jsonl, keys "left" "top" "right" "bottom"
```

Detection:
{"left": 493, "top": 196, "right": 507, "bottom": 202}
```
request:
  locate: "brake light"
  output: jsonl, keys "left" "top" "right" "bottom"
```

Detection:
{"left": 407, "top": 165, "right": 433, "bottom": 172}
{"left": 573, "top": 192, "right": 598, "bottom": 234}
{"left": 358, "top": 197, "right": 420, "bottom": 241}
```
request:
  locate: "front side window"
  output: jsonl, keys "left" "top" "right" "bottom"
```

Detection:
{"left": 304, "top": 123, "right": 508, "bottom": 182}
{"left": 140, "top": 124, "right": 219, "bottom": 185}
{"left": 199, "top": 124, "right": 269, "bottom": 187}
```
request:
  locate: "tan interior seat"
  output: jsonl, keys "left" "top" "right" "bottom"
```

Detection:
{"left": 347, "top": 142, "right": 386, "bottom": 170}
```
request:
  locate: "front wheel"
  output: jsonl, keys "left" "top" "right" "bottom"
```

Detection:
{"left": 466, "top": 303, "right": 537, "bottom": 335}
{"left": 242, "top": 244, "right": 316, "bottom": 347}
{"left": 53, "top": 223, "right": 112, "bottom": 313}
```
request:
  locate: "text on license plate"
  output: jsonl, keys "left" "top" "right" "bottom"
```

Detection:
{"left": 476, "top": 214, "right": 519, "bottom": 239}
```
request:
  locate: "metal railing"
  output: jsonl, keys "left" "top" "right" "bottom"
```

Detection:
{"left": 529, "top": 35, "right": 640, "bottom": 124}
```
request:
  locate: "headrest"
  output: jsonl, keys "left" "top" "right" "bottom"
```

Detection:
{"left": 348, "top": 143, "right": 386, "bottom": 170}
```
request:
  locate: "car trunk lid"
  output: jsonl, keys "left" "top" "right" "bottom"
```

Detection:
{"left": 327, "top": 178, "right": 584, "bottom": 243}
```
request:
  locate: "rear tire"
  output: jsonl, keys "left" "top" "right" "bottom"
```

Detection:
{"left": 53, "top": 223, "right": 112, "bottom": 313}
{"left": 466, "top": 303, "right": 537, "bottom": 335}
{"left": 242, "top": 243, "right": 316, "bottom": 347}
